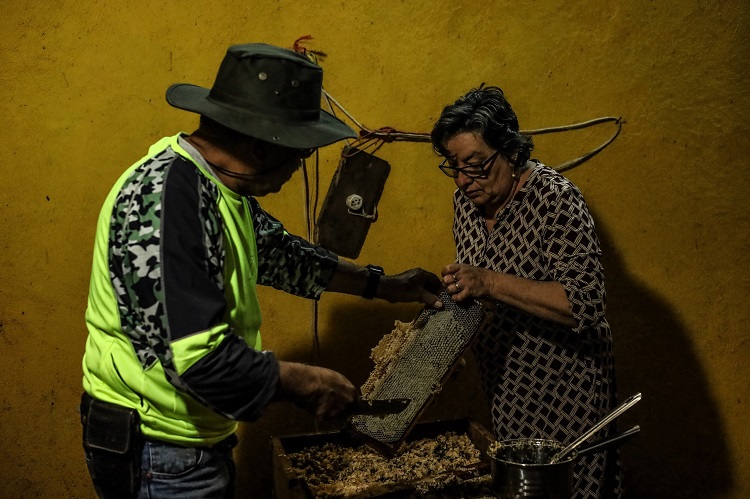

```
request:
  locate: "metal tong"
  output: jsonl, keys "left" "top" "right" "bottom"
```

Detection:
{"left": 549, "top": 392, "right": 642, "bottom": 464}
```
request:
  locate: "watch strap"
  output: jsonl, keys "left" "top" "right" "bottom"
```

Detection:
{"left": 363, "top": 265, "right": 384, "bottom": 299}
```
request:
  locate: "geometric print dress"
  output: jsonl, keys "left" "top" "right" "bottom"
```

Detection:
{"left": 453, "top": 162, "right": 622, "bottom": 499}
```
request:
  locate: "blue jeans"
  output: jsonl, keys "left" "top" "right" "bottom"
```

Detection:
{"left": 137, "top": 436, "right": 237, "bottom": 499}
{"left": 81, "top": 393, "right": 237, "bottom": 499}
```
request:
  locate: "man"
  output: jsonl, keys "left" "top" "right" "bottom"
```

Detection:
{"left": 80, "top": 43, "right": 442, "bottom": 498}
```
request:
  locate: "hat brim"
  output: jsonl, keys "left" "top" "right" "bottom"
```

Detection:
{"left": 166, "top": 83, "right": 357, "bottom": 149}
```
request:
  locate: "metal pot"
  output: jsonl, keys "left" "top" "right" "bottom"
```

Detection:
{"left": 489, "top": 425, "right": 639, "bottom": 499}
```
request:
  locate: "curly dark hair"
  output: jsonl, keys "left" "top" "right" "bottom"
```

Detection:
{"left": 431, "top": 86, "right": 533, "bottom": 170}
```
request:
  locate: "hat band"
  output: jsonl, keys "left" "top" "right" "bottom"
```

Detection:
{"left": 207, "top": 88, "right": 321, "bottom": 123}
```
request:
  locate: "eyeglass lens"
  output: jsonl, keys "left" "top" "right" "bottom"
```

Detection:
{"left": 440, "top": 151, "right": 498, "bottom": 178}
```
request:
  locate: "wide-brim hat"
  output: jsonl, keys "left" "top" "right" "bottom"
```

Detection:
{"left": 166, "top": 43, "right": 356, "bottom": 149}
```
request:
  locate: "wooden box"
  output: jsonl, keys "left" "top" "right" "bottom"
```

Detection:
{"left": 271, "top": 418, "right": 495, "bottom": 498}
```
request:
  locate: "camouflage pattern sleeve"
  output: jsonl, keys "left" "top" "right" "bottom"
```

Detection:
{"left": 110, "top": 151, "right": 279, "bottom": 421}
{"left": 247, "top": 197, "right": 338, "bottom": 299}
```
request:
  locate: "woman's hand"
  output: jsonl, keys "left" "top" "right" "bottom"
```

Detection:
{"left": 441, "top": 263, "right": 495, "bottom": 301}
{"left": 441, "top": 263, "right": 576, "bottom": 327}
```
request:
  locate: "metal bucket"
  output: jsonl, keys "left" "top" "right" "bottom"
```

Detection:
{"left": 490, "top": 438, "right": 576, "bottom": 499}
{"left": 489, "top": 425, "right": 640, "bottom": 499}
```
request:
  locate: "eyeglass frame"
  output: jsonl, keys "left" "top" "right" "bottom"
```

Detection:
{"left": 438, "top": 150, "right": 502, "bottom": 179}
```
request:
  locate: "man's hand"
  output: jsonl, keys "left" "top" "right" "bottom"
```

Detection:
{"left": 274, "top": 361, "right": 358, "bottom": 420}
{"left": 379, "top": 267, "right": 443, "bottom": 308}
{"left": 325, "top": 261, "right": 443, "bottom": 308}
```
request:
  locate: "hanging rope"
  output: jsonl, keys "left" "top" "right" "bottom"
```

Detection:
{"left": 293, "top": 35, "right": 625, "bottom": 169}
{"left": 322, "top": 88, "right": 623, "bottom": 171}
{"left": 553, "top": 118, "right": 623, "bottom": 173}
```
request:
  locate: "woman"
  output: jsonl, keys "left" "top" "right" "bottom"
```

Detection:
{"left": 431, "top": 86, "right": 621, "bottom": 499}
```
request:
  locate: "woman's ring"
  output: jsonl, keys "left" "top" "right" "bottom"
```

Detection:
{"left": 455, "top": 282, "right": 461, "bottom": 292}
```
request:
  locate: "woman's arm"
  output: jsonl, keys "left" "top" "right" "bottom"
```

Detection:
{"left": 444, "top": 180, "right": 605, "bottom": 330}
{"left": 442, "top": 264, "right": 576, "bottom": 327}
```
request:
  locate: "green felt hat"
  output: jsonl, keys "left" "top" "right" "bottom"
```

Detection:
{"left": 167, "top": 43, "right": 356, "bottom": 149}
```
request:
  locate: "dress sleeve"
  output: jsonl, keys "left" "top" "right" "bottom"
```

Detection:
{"left": 542, "top": 185, "right": 607, "bottom": 332}
{"left": 247, "top": 196, "right": 338, "bottom": 298}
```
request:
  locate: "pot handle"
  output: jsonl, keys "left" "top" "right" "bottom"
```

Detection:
{"left": 576, "top": 425, "right": 641, "bottom": 457}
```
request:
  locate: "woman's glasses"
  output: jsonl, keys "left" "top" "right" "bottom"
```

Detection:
{"left": 438, "top": 150, "right": 501, "bottom": 178}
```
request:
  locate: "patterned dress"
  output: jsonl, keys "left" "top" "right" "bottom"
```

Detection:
{"left": 453, "top": 161, "right": 622, "bottom": 499}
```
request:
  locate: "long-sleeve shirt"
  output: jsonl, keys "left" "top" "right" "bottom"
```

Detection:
{"left": 82, "top": 134, "right": 338, "bottom": 446}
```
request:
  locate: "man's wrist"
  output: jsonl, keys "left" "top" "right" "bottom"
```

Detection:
{"left": 362, "top": 264, "right": 384, "bottom": 299}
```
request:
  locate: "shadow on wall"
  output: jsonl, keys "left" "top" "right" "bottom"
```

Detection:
{"left": 234, "top": 213, "right": 733, "bottom": 498}
{"left": 595, "top": 214, "right": 732, "bottom": 498}
{"left": 234, "top": 299, "right": 491, "bottom": 497}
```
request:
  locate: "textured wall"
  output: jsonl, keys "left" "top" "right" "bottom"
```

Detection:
{"left": 0, "top": 0, "right": 747, "bottom": 497}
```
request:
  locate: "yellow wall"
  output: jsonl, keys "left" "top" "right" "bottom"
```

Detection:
{"left": 1, "top": 1, "right": 748, "bottom": 497}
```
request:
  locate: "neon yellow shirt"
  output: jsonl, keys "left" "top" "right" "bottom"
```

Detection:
{"left": 83, "top": 134, "right": 337, "bottom": 445}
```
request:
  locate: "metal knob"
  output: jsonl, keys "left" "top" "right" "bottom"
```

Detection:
{"left": 346, "top": 194, "right": 364, "bottom": 211}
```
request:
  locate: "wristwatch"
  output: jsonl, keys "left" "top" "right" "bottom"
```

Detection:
{"left": 363, "top": 264, "right": 385, "bottom": 299}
